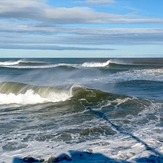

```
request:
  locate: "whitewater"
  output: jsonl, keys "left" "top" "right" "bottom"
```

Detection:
{"left": 0, "top": 58, "right": 163, "bottom": 163}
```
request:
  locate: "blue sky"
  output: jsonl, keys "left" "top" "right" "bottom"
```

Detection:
{"left": 0, "top": 0, "right": 163, "bottom": 58}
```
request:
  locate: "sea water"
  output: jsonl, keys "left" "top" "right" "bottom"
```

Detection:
{"left": 0, "top": 58, "right": 163, "bottom": 162}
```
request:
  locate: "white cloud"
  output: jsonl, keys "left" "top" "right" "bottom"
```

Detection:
{"left": 1, "top": 21, "right": 163, "bottom": 36}
{"left": 0, "top": 0, "right": 43, "bottom": 14}
{"left": 1, "top": 25, "right": 163, "bottom": 46}
{"left": 0, "top": 0, "right": 163, "bottom": 24}
{"left": 0, "top": 0, "right": 163, "bottom": 51}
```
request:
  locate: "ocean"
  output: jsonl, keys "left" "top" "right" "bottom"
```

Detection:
{"left": 0, "top": 58, "right": 163, "bottom": 163}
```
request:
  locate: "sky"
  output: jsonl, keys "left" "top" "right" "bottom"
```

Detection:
{"left": 0, "top": 0, "right": 163, "bottom": 58}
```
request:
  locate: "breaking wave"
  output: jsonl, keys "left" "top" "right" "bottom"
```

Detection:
{"left": 1, "top": 58, "right": 163, "bottom": 70}
{"left": 0, "top": 59, "right": 138, "bottom": 69}
{"left": 0, "top": 82, "right": 132, "bottom": 106}
{"left": 0, "top": 62, "right": 78, "bottom": 69}
{"left": 81, "top": 59, "right": 135, "bottom": 68}
{"left": 0, "top": 60, "right": 22, "bottom": 66}
{"left": 0, "top": 82, "right": 72, "bottom": 105}
{"left": 0, "top": 60, "right": 59, "bottom": 69}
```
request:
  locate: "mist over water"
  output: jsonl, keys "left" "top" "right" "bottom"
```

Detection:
{"left": 0, "top": 58, "right": 163, "bottom": 162}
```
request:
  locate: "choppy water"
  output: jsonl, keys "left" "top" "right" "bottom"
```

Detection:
{"left": 0, "top": 58, "right": 163, "bottom": 162}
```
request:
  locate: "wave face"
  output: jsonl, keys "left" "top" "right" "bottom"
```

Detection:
{"left": 0, "top": 58, "right": 163, "bottom": 163}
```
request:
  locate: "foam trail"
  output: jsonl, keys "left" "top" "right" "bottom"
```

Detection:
{"left": 82, "top": 60, "right": 110, "bottom": 67}
{"left": 88, "top": 107, "right": 162, "bottom": 158}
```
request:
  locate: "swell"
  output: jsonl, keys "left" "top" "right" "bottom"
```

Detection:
{"left": 0, "top": 60, "right": 47, "bottom": 66}
{"left": 1, "top": 59, "right": 159, "bottom": 69}
{"left": 0, "top": 60, "right": 78, "bottom": 69}
{"left": 0, "top": 60, "right": 111, "bottom": 69}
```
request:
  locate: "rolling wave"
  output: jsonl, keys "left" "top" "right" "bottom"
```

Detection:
{"left": 0, "top": 60, "right": 78, "bottom": 69}
{"left": 0, "top": 82, "right": 149, "bottom": 109}
{"left": 0, "top": 59, "right": 163, "bottom": 70}
{"left": 0, "top": 82, "right": 126, "bottom": 105}
{"left": 81, "top": 59, "right": 163, "bottom": 67}
{"left": 0, "top": 59, "right": 136, "bottom": 69}
{"left": 0, "top": 60, "right": 48, "bottom": 66}
{"left": 3, "top": 64, "right": 76, "bottom": 69}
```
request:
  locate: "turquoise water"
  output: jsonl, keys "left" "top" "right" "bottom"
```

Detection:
{"left": 0, "top": 58, "right": 163, "bottom": 162}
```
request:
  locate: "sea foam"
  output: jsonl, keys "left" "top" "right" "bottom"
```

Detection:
{"left": 82, "top": 60, "right": 110, "bottom": 67}
{"left": 0, "top": 89, "right": 70, "bottom": 105}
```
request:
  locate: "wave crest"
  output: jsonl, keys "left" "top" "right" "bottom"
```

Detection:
{"left": 82, "top": 60, "right": 110, "bottom": 68}
{"left": 0, "top": 60, "right": 22, "bottom": 66}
